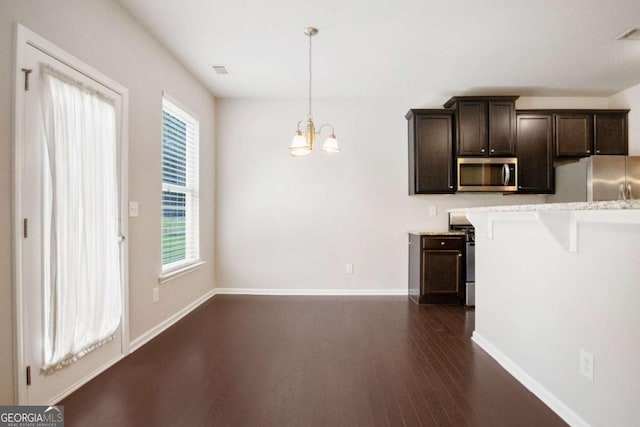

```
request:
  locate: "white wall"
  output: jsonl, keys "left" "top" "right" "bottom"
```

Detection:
{"left": 470, "top": 212, "right": 640, "bottom": 426}
{"left": 610, "top": 82, "right": 640, "bottom": 154}
{"left": 215, "top": 97, "right": 552, "bottom": 292}
{"left": 0, "top": 0, "right": 215, "bottom": 403}
{"left": 215, "top": 96, "right": 618, "bottom": 293}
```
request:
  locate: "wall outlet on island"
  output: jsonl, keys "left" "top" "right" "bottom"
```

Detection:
{"left": 152, "top": 287, "right": 160, "bottom": 303}
{"left": 579, "top": 349, "right": 594, "bottom": 381}
{"left": 428, "top": 206, "right": 437, "bottom": 217}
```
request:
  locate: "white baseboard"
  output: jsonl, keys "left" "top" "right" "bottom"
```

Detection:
{"left": 471, "top": 331, "right": 590, "bottom": 427}
{"left": 129, "top": 289, "right": 216, "bottom": 352}
{"left": 214, "top": 288, "right": 408, "bottom": 296}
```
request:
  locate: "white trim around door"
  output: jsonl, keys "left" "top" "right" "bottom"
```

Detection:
{"left": 13, "top": 23, "right": 130, "bottom": 405}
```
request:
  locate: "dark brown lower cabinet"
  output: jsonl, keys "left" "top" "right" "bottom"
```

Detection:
{"left": 409, "top": 234, "right": 464, "bottom": 304}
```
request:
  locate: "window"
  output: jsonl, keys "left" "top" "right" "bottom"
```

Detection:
{"left": 161, "top": 95, "right": 200, "bottom": 273}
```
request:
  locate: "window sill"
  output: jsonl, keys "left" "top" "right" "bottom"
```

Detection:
{"left": 159, "top": 260, "right": 206, "bottom": 284}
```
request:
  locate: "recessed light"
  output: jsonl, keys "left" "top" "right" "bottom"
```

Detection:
{"left": 211, "top": 65, "right": 232, "bottom": 76}
{"left": 616, "top": 28, "right": 640, "bottom": 40}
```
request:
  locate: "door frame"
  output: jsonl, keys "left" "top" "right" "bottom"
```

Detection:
{"left": 12, "top": 23, "right": 130, "bottom": 404}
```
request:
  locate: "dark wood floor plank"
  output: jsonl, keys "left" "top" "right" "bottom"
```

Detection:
{"left": 60, "top": 296, "right": 567, "bottom": 427}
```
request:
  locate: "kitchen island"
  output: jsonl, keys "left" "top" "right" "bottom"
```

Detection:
{"left": 455, "top": 201, "right": 640, "bottom": 427}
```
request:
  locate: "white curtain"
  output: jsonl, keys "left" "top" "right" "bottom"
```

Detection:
{"left": 40, "top": 64, "right": 122, "bottom": 374}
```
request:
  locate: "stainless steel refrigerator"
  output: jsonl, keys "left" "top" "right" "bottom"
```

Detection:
{"left": 549, "top": 156, "right": 640, "bottom": 202}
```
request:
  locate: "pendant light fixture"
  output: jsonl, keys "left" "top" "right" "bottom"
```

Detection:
{"left": 289, "top": 27, "right": 340, "bottom": 157}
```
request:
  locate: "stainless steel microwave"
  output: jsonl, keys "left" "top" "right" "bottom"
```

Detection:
{"left": 457, "top": 157, "right": 518, "bottom": 192}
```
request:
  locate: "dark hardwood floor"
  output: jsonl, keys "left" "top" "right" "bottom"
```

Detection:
{"left": 60, "top": 295, "right": 567, "bottom": 426}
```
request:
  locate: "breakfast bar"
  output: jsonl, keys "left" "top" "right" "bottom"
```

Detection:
{"left": 457, "top": 201, "right": 640, "bottom": 427}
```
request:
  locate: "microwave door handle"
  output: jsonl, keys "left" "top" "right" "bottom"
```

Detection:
{"left": 502, "top": 164, "right": 510, "bottom": 186}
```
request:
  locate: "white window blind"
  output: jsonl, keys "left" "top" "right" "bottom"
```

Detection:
{"left": 161, "top": 96, "right": 200, "bottom": 272}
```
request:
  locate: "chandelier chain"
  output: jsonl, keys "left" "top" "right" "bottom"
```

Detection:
{"left": 308, "top": 31, "right": 313, "bottom": 121}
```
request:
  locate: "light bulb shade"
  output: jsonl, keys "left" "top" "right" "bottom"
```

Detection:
{"left": 290, "top": 131, "right": 311, "bottom": 156}
{"left": 321, "top": 133, "right": 340, "bottom": 153}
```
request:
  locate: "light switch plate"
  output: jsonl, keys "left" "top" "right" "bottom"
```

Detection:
{"left": 346, "top": 263, "right": 354, "bottom": 275}
{"left": 579, "top": 349, "right": 594, "bottom": 381}
{"left": 129, "top": 201, "right": 139, "bottom": 217}
{"left": 429, "top": 206, "right": 437, "bottom": 216}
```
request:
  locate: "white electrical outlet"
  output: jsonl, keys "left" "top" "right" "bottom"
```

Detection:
{"left": 346, "top": 263, "right": 354, "bottom": 275}
{"left": 129, "top": 201, "right": 139, "bottom": 217}
{"left": 429, "top": 206, "right": 437, "bottom": 217}
{"left": 579, "top": 349, "right": 594, "bottom": 381}
{"left": 152, "top": 287, "right": 160, "bottom": 303}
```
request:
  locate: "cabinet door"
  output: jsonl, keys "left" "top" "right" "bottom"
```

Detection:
{"left": 457, "top": 101, "right": 488, "bottom": 156}
{"left": 410, "top": 113, "right": 455, "bottom": 194}
{"left": 489, "top": 101, "right": 517, "bottom": 156}
{"left": 517, "top": 114, "right": 554, "bottom": 193}
{"left": 422, "top": 249, "right": 463, "bottom": 303}
{"left": 419, "top": 235, "right": 465, "bottom": 304}
{"left": 594, "top": 112, "right": 627, "bottom": 155}
{"left": 555, "top": 113, "right": 593, "bottom": 157}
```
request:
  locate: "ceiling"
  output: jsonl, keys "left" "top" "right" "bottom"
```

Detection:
{"left": 117, "top": 0, "right": 640, "bottom": 101}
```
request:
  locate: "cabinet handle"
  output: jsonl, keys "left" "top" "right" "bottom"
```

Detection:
{"left": 449, "top": 185, "right": 453, "bottom": 189}
{"left": 586, "top": 150, "right": 591, "bottom": 154}
{"left": 441, "top": 241, "right": 445, "bottom": 245}
{"left": 458, "top": 254, "right": 462, "bottom": 257}
{"left": 481, "top": 148, "right": 486, "bottom": 153}
{"left": 596, "top": 150, "right": 600, "bottom": 154}
{"left": 491, "top": 148, "right": 495, "bottom": 153}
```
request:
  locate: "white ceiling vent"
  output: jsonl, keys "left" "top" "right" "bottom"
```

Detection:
{"left": 616, "top": 28, "right": 640, "bottom": 40}
{"left": 211, "top": 65, "right": 232, "bottom": 76}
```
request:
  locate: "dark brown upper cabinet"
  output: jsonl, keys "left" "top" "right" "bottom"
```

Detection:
{"left": 456, "top": 101, "right": 486, "bottom": 156}
{"left": 444, "top": 96, "right": 518, "bottom": 157}
{"left": 554, "top": 110, "right": 629, "bottom": 158}
{"left": 594, "top": 111, "right": 628, "bottom": 155}
{"left": 555, "top": 113, "right": 593, "bottom": 157}
{"left": 406, "top": 109, "right": 456, "bottom": 194}
{"left": 516, "top": 112, "right": 554, "bottom": 194}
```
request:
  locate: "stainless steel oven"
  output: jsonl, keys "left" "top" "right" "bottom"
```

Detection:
{"left": 457, "top": 157, "right": 518, "bottom": 192}
{"left": 449, "top": 212, "right": 475, "bottom": 307}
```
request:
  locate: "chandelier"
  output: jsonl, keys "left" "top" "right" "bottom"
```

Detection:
{"left": 289, "top": 27, "right": 340, "bottom": 157}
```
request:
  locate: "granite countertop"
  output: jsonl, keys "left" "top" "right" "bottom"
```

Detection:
{"left": 408, "top": 230, "right": 467, "bottom": 236}
{"left": 449, "top": 200, "right": 640, "bottom": 214}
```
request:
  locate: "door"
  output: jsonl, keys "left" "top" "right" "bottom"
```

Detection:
{"left": 626, "top": 157, "right": 640, "bottom": 200}
{"left": 555, "top": 113, "right": 593, "bottom": 157}
{"left": 488, "top": 101, "right": 516, "bottom": 156}
{"left": 457, "top": 101, "right": 488, "bottom": 156}
{"left": 594, "top": 112, "right": 628, "bottom": 155}
{"left": 420, "top": 236, "right": 464, "bottom": 304}
{"left": 17, "top": 31, "right": 128, "bottom": 405}
{"left": 412, "top": 112, "right": 455, "bottom": 194}
{"left": 516, "top": 113, "right": 554, "bottom": 193}
{"left": 589, "top": 156, "right": 626, "bottom": 202}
